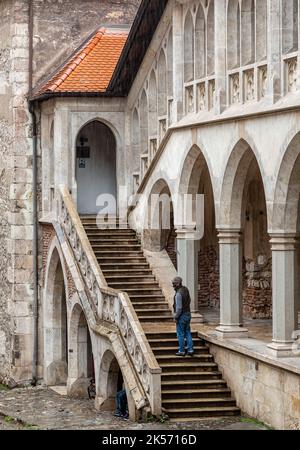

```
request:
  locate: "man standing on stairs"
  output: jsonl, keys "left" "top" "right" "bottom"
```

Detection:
{"left": 172, "top": 277, "right": 194, "bottom": 357}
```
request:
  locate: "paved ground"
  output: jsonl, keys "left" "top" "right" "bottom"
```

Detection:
{"left": 0, "top": 386, "right": 269, "bottom": 430}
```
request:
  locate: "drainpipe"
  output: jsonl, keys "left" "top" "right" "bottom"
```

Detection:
{"left": 28, "top": 0, "right": 39, "bottom": 386}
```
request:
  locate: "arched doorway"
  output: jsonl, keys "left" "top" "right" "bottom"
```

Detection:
{"left": 68, "top": 303, "right": 94, "bottom": 398}
{"left": 98, "top": 350, "right": 124, "bottom": 411}
{"left": 44, "top": 247, "right": 68, "bottom": 386}
{"left": 75, "top": 121, "right": 117, "bottom": 215}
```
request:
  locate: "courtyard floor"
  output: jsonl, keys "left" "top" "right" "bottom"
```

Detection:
{"left": 0, "top": 386, "right": 270, "bottom": 431}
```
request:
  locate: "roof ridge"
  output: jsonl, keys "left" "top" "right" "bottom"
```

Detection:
{"left": 46, "top": 27, "right": 106, "bottom": 93}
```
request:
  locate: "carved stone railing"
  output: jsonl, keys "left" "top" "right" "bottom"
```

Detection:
{"left": 58, "top": 186, "right": 162, "bottom": 415}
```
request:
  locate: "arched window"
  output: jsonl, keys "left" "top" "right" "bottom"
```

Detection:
{"left": 256, "top": 0, "right": 267, "bottom": 61}
{"left": 158, "top": 50, "right": 167, "bottom": 116}
{"left": 195, "top": 3, "right": 206, "bottom": 79}
{"left": 282, "top": 0, "right": 298, "bottom": 54}
{"left": 207, "top": 0, "right": 215, "bottom": 75}
{"left": 241, "top": 0, "right": 255, "bottom": 65}
{"left": 167, "top": 28, "right": 173, "bottom": 97}
{"left": 149, "top": 70, "right": 158, "bottom": 136}
{"left": 140, "top": 90, "right": 148, "bottom": 154}
{"left": 227, "top": 0, "right": 241, "bottom": 69}
{"left": 132, "top": 108, "right": 140, "bottom": 172}
{"left": 184, "top": 11, "right": 195, "bottom": 82}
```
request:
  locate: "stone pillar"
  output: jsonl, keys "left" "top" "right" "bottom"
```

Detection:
{"left": 216, "top": 230, "right": 248, "bottom": 338}
{"left": 176, "top": 228, "right": 203, "bottom": 323}
{"left": 267, "top": 0, "right": 281, "bottom": 102}
{"left": 172, "top": 2, "right": 184, "bottom": 122}
{"left": 267, "top": 235, "right": 300, "bottom": 357}
{"left": 214, "top": 0, "right": 227, "bottom": 113}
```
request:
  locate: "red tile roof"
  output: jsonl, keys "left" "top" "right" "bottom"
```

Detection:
{"left": 34, "top": 28, "right": 128, "bottom": 97}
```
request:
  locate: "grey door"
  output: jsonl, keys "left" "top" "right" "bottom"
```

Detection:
{"left": 76, "top": 121, "right": 117, "bottom": 215}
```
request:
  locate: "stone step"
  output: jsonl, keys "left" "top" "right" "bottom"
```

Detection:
{"left": 100, "top": 263, "right": 150, "bottom": 270}
{"left": 97, "top": 257, "right": 147, "bottom": 264}
{"left": 146, "top": 332, "right": 199, "bottom": 340}
{"left": 95, "top": 251, "right": 144, "bottom": 257}
{"left": 163, "top": 397, "right": 237, "bottom": 409}
{"left": 91, "top": 243, "right": 141, "bottom": 249}
{"left": 159, "top": 362, "right": 218, "bottom": 372}
{"left": 160, "top": 371, "right": 223, "bottom": 381}
{"left": 135, "top": 309, "right": 172, "bottom": 317}
{"left": 147, "top": 338, "right": 206, "bottom": 348}
{"left": 86, "top": 230, "right": 135, "bottom": 237}
{"left": 156, "top": 354, "right": 214, "bottom": 364}
{"left": 152, "top": 346, "right": 209, "bottom": 355}
{"left": 161, "top": 379, "right": 227, "bottom": 389}
{"left": 105, "top": 275, "right": 156, "bottom": 282}
{"left": 131, "top": 302, "right": 170, "bottom": 310}
{"left": 88, "top": 238, "right": 139, "bottom": 243}
{"left": 162, "top": 388, "right": 232, "bottom": 400}
{"left": 109, "top": 282, "right": 161, "bottom": 290}
{"left": 164, "top": 406, "right": 240, "bottom": 420}
{"left": 129, "top": 294, "right": 166, "bottom": 301}
{"left": 139, "top": 316, "right": 174, "bottom": 323}
{"left": 118, "top": 288, "right": 163, "bottom": 296}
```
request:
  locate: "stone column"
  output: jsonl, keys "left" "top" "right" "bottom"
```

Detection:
{"left": 176, "top": 228, "right": 203, "bottom": 323}
{"left": 267, "top": 0, "right": 281, "bottom": 102}
{"left": 214, "top": 0, "right": 227, "bottom": 113}
{"left": 216, "top": 230, "right": 248, "bottom": 338}
{"left": 267, "top": 235, "right": 300, "bottom": 357}
{"left": 172, "top": 2, "right": 184, "bottom": 122}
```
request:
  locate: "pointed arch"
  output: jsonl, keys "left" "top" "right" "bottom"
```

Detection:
{"left": 241, "top": 0, "right": 255, "bottom": 65}
{"left": 207, "top": 0, "right": 215, "bottom": 75}
{"left": 184, "top": 10, "right": 195, "bottom": 82}
{"left": 140, "top": 90, "right": 148, "bottom": 154}
{"left": 167, "top": 28, "right": 173, "bottom": 97}
{"left": 132, "top": 108, "right": 140, "bottom": 172}
{"left": 282, "top": 0, "right": 298, "bottom": 54}
{"left": 256, "top": 0, "right": 267, "bottom": 61}
{"left": 227, "top": 0, "right": 241, "bottom": 69}
{"left": 158, "top": 50, "right": 167, "bottom": 116}
{"left": 149, "top": 70, "right": 158, "bottom": 137}
{"left": 195, "top": 3, "right": 206, "bottom": 79}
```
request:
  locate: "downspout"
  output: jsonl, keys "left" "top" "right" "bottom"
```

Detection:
{"left": 28, "top": 0, "right": 39, "bottom": 386}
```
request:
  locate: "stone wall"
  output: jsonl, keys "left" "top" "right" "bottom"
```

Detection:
{"left": 243, "top": 256, "right": 272, "bottom": 319}
{"left": 0, "top": 0, "right": 14, "bottom": 384}
{"left": 198, "top": 245, "right": 219, "bottom": 309}
{"left": 32, "top": 0, "right": 141, "bottom": 86}
{"left": 209, "top": 343, "right": 300, "bottom": 430}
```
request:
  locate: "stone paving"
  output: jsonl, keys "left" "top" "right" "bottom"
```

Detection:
{"left": 0, "top": 386, "right": 269, "bottom": 430}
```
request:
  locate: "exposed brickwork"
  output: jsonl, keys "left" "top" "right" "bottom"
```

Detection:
{"left": 242, "top": 257, "right": 272, "bottom": 319}
{"left": 41, "top": 224, "right": 55, "bottom": 286}
{"left": 198, "top": 246, "right": 220, "bottom": 309}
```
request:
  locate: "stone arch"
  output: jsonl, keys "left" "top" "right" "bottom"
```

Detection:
{"left": 158, "top": 49, "right": 167, "bottom": 116}
{"left": 207, "top": 0, "right": 215, "bottom": 75}
{"left": 282, "top": 0, "right": 298, "bottom": 54}
{"left": 140, "top": 89, "right": 149, "bottom": 154}
{"left": 195, "top": 2, "right": 206, "bottom": 79}
{"left": 97, "top": 350, "right": 124, "bottom": 411}
{"left": 167, "top": 28, "right": 173, "bottom": 97}
{"left": 241, "top": 0, "right": 255, "bottom": 65}
{"left": 218, "top": 138, "right": 268, "bottom": 229}
{"left": 272, "top": 132, "right": 300, "bottom": 233}
{"left": 144, "top": 178, "right": 176, "bottom": 265}
{"left": 178, "top": 145, "right": 219, "bottom": 309}
{"left": 256, "top": 0, "right": 267, "bottom": 61}
{"left": 149, "top": 70, "right": 158, "bottom": 137}
{"left": 75, "top": 120, "right": 117, "bottom": 215}
{"left": 227, "top": 0, "right": 240, "bottom": 69}
{"left": 68, "top": 302, "right": 94, "bottom": 398}
{"left": 132, "top": 108, "right": 140, "bottom": 173}
{"left": 44, "top": 240, "right": 69, "bottom": 386}
{"left": 184, "top": 10, "right": 195, "bottom": 83}
{"left": 220, "top": 139, "right": 271, "bottom": 319}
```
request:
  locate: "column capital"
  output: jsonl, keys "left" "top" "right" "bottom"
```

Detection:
{"left": 269, "top": 233, "right": 297, "bottom": 251}
{"left": 217, "top": 229, "right": 242, "bottom": 244}
{"left": 176, "top": 226, "right": 200, "bottom": 240}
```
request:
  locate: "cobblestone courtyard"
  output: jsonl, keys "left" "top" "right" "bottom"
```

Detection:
{"left": 0, "top": 386, "right": 268, "bottom": 430}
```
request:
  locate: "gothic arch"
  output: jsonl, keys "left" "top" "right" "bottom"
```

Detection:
{"left": 227, "top": 0, "right": 241, "bottom": 69}
{"left": 158, "top": 49, "right": 167, "bottom": 116}
{"left": 140, "top": 89, "right": 149, "bottom": 154}
{"left": 184, "top": 10, "right": 195, "bottom": 82}
{"left": 149, "top": 70, "right": 158, "bottom": 137}
{"left": 43, "top": 239, "right": 69, "bottom": 386}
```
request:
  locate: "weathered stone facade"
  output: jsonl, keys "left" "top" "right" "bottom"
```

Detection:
{"left": 0, "top": 0, "right": 140, "bottom": 384}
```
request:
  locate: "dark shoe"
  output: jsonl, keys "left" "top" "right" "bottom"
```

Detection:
{"left": 175, "top": 352, "right": 185, "bottom": 356}
{"left": 113, "top": 411, "right": 122, "bottom": 417}
{"left": 121, "top": 413, "right": 129, "bottom": 420}
{"left": 187, "top": 351, "right": 194, "bottom": 357}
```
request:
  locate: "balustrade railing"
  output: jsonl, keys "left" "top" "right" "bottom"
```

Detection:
{"left": 58, "top": 186, "right": 162, "bottom": 414}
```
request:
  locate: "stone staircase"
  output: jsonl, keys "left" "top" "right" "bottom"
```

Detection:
{"left": 81, "top": 216, "right": 240, "bottom": 421}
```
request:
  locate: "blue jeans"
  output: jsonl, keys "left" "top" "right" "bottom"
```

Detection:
{"left": 116, "top": 389, "right": 127, "bottom": 415}
{"left": 176, "top": 312, "right": 193, "bottom": 353}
